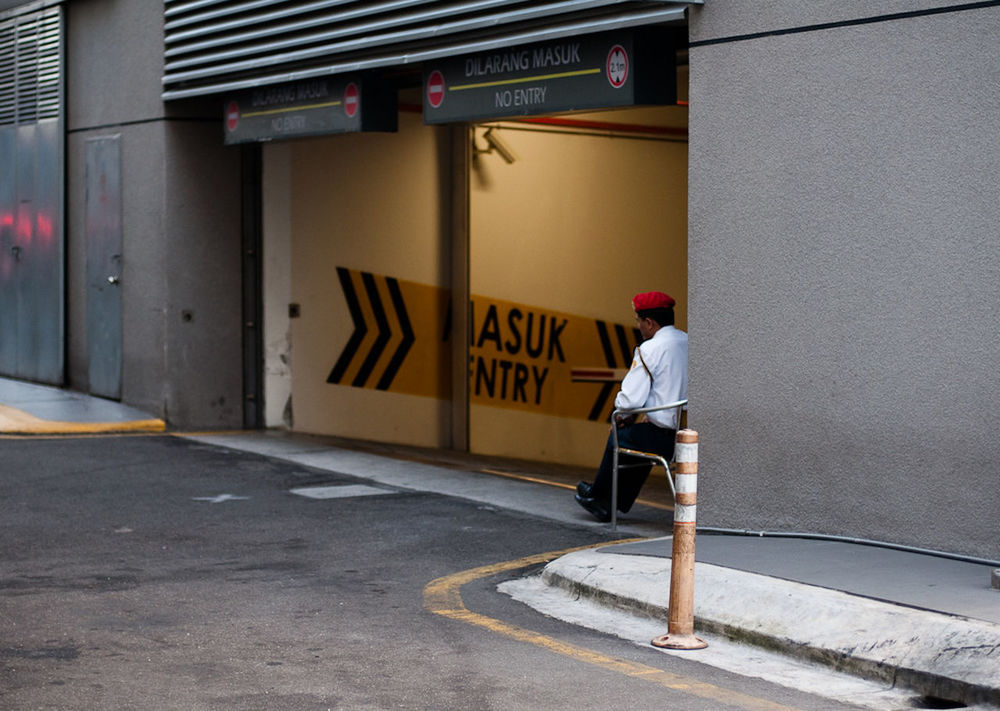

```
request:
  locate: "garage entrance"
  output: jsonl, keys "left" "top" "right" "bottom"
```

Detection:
{"left": 262, "top": 42, "right": 688, "bottom": 469}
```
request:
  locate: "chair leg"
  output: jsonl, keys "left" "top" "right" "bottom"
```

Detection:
{"left": 611, "top": 447, "right": 619, "bottom": 529}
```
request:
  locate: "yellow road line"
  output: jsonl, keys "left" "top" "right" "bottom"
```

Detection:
{"left": 423, "top": 544, "right": 801, "bottom": 711}
{"left": 0, "top": 404, "right": 165, "bottom": 435}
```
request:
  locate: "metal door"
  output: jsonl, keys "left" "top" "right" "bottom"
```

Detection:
{"left": 85, "top": 136, "right": 123, "bottom": 399}
{"left": 0, "top": 6, "right": 66, "bottom": 384}
{"left": 0, "top": 126, "right": 17, "bottom": 372}
{"left": 19, "top": 121, "right": 64, "bottom": 383}
{"left": 0, "top": 121, "right": 64, "bottom": 384}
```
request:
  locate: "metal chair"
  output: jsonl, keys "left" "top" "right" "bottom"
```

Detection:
{"left": 610, "top": 399, "right": 687, "bottom": 529}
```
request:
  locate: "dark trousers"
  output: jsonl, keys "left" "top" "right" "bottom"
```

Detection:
{"left": 591, "top": 422, "right": 676, "bottom": 513}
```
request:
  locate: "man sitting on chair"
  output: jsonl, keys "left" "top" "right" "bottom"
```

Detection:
{"left": 575, "top": 291, "right": 688, "bottom": 522}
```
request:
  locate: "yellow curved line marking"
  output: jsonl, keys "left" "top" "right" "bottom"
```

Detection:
{"left": 423, "top": 543, "right": 800, "bottom": 711}
{"left": 0, "top": 404, "right": 165, "bottom": 435}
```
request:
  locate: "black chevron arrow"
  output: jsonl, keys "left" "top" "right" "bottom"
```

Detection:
{"left": 376, "top": 277, "right": 414, "bottom": 390}
{"left": 615, "top": 323, "right": 636, "bottom": 367}
{"left": 352, "top": 271, "right": 391, "bottom": 387}
{"left": 327, "top": 268, "right": 415, "bottom": 390}
{"left": 588, "top": 320, "right": 618, "bottom": 421}
{"left": 587, "top": 320, "right": 642, "bottom": 421}
{"left": 327, "top": 267, "right": 368, "bottom": 385}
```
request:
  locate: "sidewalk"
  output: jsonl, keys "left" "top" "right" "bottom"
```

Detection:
{"left": 3, "top": 378, "right": 998, "bottom": 708}
{"left": 543, "top": 539, "right": 1000, "bottom": 709}
{"left": 0, "top": 378, "right": 164, "bottom": 434}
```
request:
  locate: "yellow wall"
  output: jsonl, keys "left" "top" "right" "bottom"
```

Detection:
{"left": 469, "top": 106, "right": 688, "bottom": 466}
{"left": 285, "top": 111, "right": 454, "bottom": 446}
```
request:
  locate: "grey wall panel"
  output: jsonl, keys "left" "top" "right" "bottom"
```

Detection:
{"left": 687, "top": 5, "right": 1000, "bottom": 558}
{"left": 65, "top": 0, "right": 243, "bottom": 426}
{"left": 69, "top": 119, "right": 243, "bottom": 427}
{"left": 161, "top": 120, "right": 243, "bottom": 428}
{"left": 689, "top": 0, "right": 961, "bottom": 43}
{"left": 118, "top": 122, "right": 168, "bottom": 417}
{"left": 65, "top": 0, "right": 166, "bottom": 130}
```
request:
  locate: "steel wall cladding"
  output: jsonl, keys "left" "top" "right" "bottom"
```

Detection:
{"left": 0, "top": 5, "right": 64, "bottom": 384}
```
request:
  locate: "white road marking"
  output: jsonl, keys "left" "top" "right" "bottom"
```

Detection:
{"left": 289, "top": 484, "right": 394, "bottom": 500}
{"left": 191, "top": 494, "right": 250, "bottom": 503}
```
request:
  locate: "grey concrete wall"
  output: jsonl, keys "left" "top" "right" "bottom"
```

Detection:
{"left": 65, "top": 1, "right": 243, "bottom": 428}
{"left": 161, "top": 122, "right": 242, "bottom": 428}
{"left": 690, "top": 0, "right": 963, "bottom": 42}
{"left": 687, "top": 3, "right": 1000, "bottom": 558}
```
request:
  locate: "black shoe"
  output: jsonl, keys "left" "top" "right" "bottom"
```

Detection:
{"left": 574, "top": 493, "right": 611, "bottom": 523}
{"left": 576, "top": 481, "right": 593, "bottom": 498}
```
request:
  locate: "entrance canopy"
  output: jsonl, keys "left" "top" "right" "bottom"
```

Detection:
{"left": 162, "top": 0, "right": 697, "bottom": 101}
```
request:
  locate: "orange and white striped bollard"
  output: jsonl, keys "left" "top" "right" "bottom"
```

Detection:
{"left": 652, "top": 428, "right": 707, "bottom": 650}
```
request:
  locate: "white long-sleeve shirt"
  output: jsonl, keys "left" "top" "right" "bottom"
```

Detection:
{"left": 614, "top": 325, "right": 688, "bottom": 429}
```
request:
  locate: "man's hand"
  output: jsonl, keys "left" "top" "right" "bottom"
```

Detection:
{"left": 615, "top": 413, "right": 637, "bottom": 429}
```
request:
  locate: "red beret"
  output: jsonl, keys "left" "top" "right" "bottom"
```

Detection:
{"left": 632, "top": 291, "right": 675, "bottom": 311}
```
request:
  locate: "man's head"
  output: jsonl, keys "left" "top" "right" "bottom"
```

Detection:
{"left": 632, "top": 291, "right": 675, "bottom": 340}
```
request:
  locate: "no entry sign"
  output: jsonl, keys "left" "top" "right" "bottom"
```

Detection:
{"left": 224, "top": 77, "right": 396, "bottom": 144}
{"left": 344, "top": 82, "right": 359, "bottom": 117}
{"left": 426, "top": 70, "right": 445, "bottom": 108}
{"left": 226, "top": 101, "right": 240, "bottom": 131}
{"left": 422, "top": 28, "right": 676, "bottom": 123}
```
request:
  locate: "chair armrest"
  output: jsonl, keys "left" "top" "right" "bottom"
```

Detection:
{"left": 612, "top": 399, "right": 687, "bottom": 419}
{"left": 610, "top": 399, "right": 687, "bottom": 455}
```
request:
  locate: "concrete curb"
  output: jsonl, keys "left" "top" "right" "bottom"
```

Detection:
{"left": 542, "top": 549, "right": 1000, "bottom": 707}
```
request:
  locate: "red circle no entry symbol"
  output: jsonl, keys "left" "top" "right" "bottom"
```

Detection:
{"left": 427, "top": 70, "right": 445, "bottom": 108}
{"left": 344, "top": 82, "right": 359, "bottom": 117}
{"left": 606, "top": 45, "right": 629, "bottom": 88}
{"left": 226, "top": 101, "right": 240, "bottom": 131}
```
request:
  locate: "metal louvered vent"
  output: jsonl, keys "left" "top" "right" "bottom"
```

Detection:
{"left": 163, "top": 0, "right": 693, "bottom": 100}
{"left": 0, "top": 8, "right": 62, "bottom": 126}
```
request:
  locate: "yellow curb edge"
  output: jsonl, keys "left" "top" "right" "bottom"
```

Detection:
{"left": 0, "top": 403, "right": 166, "bottom": 435}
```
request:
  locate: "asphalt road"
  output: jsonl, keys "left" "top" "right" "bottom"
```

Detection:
{"left": 1, "top": 434, "right": 873, "bottom": 710}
